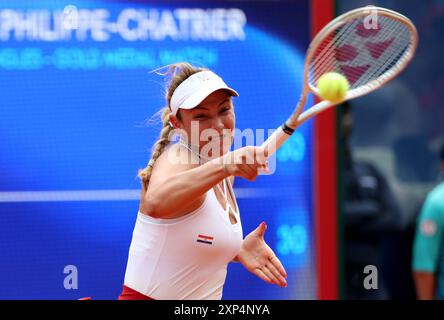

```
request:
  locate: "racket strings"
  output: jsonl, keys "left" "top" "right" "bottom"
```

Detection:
{"left": 310, "top": 16, "right": 385, "bottom": 77}
{"left": 309, "top": 14, "right": 413, "bottom": 91}
{"left": 313, "top": 18, "right": 410, "bottom": 87}
{"left": 310, "top": 19, "right": 364, "bottom": 81}
{"left": 310, "top": 16, "right": 398, "bottom": 84}
{"left": 353, "top": 19, "right": 410, "bottom": 87}
{"left": 309, "top": 25, "right": 355, "bottom": 80}
{"left": 345, "top": 18, "right": 400, "bottom": 87}
{"left": 310, "top": 20, "right": 360, "bottom": 79}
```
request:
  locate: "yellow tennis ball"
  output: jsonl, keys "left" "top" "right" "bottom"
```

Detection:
{"left": 317, "top": 72, "right": 349, "bottom": 103}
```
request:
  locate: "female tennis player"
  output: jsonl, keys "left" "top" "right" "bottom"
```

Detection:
{"left": 118, "top": 63, "right": 287, "bottom": 300}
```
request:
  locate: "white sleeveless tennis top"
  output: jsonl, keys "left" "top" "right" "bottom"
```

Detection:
{"left": 123, "top": 178, "right": 243, "bottom": 300}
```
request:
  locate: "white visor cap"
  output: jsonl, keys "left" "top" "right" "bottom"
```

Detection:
{"left": 170, "top": 70, "right": 239, "bottom": 116}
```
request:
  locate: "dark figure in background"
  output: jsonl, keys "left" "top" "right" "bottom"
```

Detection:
{"left": 341, "top": 103, "right": 403, "bottom": 299}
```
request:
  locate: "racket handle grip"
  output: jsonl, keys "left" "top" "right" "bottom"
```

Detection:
{"left": 260, "top": 125, "right": 293, "bottom": 158}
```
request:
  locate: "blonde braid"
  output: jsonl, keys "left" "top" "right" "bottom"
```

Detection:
{"left": 138, "top": 107, "right": 173, "bottom": 189}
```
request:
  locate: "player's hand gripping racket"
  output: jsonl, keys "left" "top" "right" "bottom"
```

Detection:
{"left": 260, "top": 6, "right": 418, "bottom": 158}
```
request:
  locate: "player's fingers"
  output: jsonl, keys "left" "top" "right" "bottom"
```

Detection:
{"left": 254, "top": 146, "right": 268, "bottom": 163}
{"left": 256, "top": 221, "right": 267, "bottom": 238}
{"left": 254, "top": 268, "right": 273, "bottom": 285}
{"left": 266, "top": 261, "right": 287, "bottom": 287}
{"left": 251, "top": 161, "right": 267, "bottom": 173}
{"left": 231, "top": 163, "right": 252, "bottom": 179}
{"left": 238, "top": 165, "right": 258, "bottom": 181}
{"left": 246, "top": 164, "right": 260, "bottom": 176}
{"left": 243, "top": 148, "right": 267, "bottom": 167}
{"left": 270, "top": 255, "right": 287, "bottom": 278}
{"left": 261, "top": 266, "right": 280, "bottom": 286}
{"left": 258, "top": 162, "right": 270, "bottom": 174}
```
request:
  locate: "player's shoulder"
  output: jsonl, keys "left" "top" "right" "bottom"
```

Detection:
{"left": 149, "top": 143, "right": 198, "bottom": 181}
{"left": 157, "top": 143, "right": 198, "bottom": 167}
{"left": 422, "top": 182, "right": 444, "bottom": 215}
{"left": 427, "top": 182, "right": 444, "bottom": 206}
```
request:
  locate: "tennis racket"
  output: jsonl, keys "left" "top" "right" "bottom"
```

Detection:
{"left": 260, "top": 6, "right": 418, "bottom": 157}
